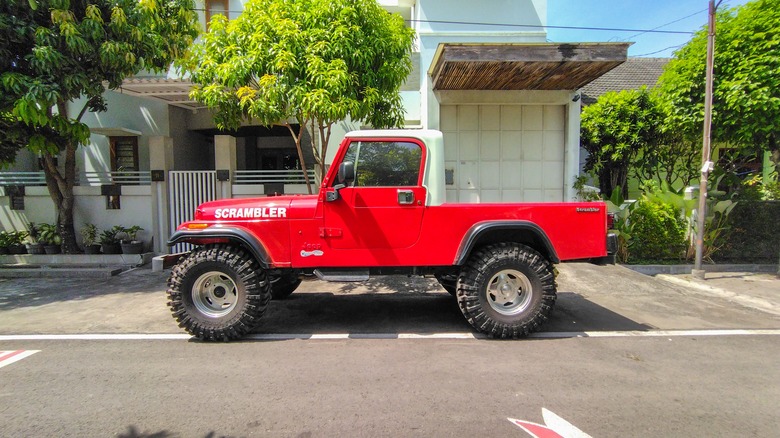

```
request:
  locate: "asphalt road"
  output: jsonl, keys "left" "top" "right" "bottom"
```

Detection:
{"left": 1, "top": 335, "right": 778, "bottom": 437}
{"left": 1, "top": 263, "right": 778, "bottom": 437}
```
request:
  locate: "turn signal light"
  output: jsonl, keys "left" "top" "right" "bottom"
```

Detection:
{"left": 186, "top": 223, "right": 210, "bottom": 230}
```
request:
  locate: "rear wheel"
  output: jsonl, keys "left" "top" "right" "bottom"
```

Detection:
{"left": 457, "top": 243, "right": 556, "bottom": 338}
{"left": 269, "top": 271, "right": 302, "bottom": 300}
{"left": 167, "top": 244, "right": 270, "bottom": 341}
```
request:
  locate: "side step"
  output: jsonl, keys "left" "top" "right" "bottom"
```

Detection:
{"left": 314, "top": 268, "right": 370, "bottom": 282}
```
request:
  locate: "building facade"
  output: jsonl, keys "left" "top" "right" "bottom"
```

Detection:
{"left": 0, "top": 0, "right": 627, "bottom": 253}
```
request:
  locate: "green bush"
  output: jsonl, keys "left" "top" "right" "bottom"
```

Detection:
{"left": 627, "top": 200, "right": 687, "bottom": 262}
{"left": 715, "top": 201, "right": 780, "bottom": 263}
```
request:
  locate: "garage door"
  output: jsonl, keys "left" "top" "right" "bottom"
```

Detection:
{"left": 440, "top": 104, "right": 565, "bottom": 203}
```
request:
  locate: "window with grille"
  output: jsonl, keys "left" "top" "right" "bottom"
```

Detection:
{"left": 206, "top": 0, "right": 229, "bottom": 29}
{"left": 110, "top": 137, "right": 138, "bottom": 172}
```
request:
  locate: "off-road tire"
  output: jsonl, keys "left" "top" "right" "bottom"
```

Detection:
{"left": 167, "top": 244, "right": 271, "bottom": 341}
{"left": 435, "top": 273, "right": 457, "bottom": 296}
{"left": 457, "top": 243, "right": 556, "bottom": 338}
{"left": 269, "top": 271, "right": 302, "bottom": 300}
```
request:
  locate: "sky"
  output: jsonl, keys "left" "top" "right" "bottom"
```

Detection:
{"left": 545, "top": 0, "right": 752, "bottom": 58}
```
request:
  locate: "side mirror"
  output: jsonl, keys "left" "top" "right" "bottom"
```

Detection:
{"left": 338, "top": 161, "right": 355, "bottom": 185}
{"left": 326, "top": 161, "right": 355, "bottom": 203}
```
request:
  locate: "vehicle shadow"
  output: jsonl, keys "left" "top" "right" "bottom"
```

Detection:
{"left": 253, "top": 289, "right": 653, "bottom": 335}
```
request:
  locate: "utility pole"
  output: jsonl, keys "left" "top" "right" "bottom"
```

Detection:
{"left": 692, "top": 0, "right": 722, "bottom": 280}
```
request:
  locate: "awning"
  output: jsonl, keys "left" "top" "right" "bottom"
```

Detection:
{"left": 90, "top": 127, "right": 142, "bottom": 137}
{"left": 117, "top": 78, "right": 203, "bottom": 110}
{"left": 428, "top": 43, "right": 630, "bottom": 91}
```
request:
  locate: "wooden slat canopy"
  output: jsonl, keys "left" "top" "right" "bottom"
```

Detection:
{"left": 118, "top": 78, "right": 204, "bottom": 110}
{"left": 429, "top": 43, "right": 630, "bottom": 91}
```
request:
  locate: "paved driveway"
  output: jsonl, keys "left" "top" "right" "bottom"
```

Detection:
{"left": 0, "top": 263, "right": 777, "bottom": 336}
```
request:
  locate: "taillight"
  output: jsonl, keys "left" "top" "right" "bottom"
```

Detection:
{"left": 606, "top": 212, "right": 616, "bottom": 230}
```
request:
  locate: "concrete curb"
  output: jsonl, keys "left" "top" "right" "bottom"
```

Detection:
{"left": 623, "top": 264, "right": 778, "bottom": 276}
{"left": 656, "top": 274, "right": 780, "bottom": 317}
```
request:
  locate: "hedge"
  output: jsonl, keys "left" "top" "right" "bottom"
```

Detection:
{"left": 714, "top": 201, "right": 780, "bottom": 263}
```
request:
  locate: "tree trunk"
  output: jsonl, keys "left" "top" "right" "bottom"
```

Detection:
{"left": 286, "top": 122, "right": 313, "bottom": 194}
{"left": 41, "top": 142, "right": 79, "bottom": 254}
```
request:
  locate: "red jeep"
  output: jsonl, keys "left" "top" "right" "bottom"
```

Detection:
{"left": 167, "top": 130, "right": 615, "bottom": 341}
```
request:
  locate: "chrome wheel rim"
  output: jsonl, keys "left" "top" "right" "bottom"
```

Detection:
{"left": 192, "top": 271, "right": 238, "bottom": 318}
{"left": 485, "top": 269, "right": 533, "bottom": 316}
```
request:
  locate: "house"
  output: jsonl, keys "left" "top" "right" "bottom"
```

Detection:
{"left": 0, "top": 0, "right": 628, "bottom": 254}
{"left": 580, "top": 57, "right": 670, "bottom": 105}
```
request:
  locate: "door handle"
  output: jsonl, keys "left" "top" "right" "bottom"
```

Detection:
{"left": 397, "top": 189, "right": 414, "bottom": 205}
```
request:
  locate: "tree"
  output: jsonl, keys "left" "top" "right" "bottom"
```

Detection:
{"left": 188, "top": 0, "right": 415, "bottom": 193}
{"left": 580, "top": 88, "right": 667, "bottom": 198}
{"left": 659, "top": 0, "right": 780, "bottom": 169}
{"left": 0, "top": 0, "right": 198, "bottom": 252}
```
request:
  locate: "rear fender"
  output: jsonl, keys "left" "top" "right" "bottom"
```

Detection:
{"left": 168, "top": 227, "right": 271, "bottom": 269}
{"left": 454, "top": 221, "right": 560, "bottom": 265}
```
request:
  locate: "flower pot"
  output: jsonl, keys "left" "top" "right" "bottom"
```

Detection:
{"left": 44, "top": 245, "right": 61, "bottom": 255}
{"left": 101, "top": 243, "right": 122, "bottom": 254}
{"left": 25, "top": 243, "right": 45, "bottom": 255}
{"left": 121, "top": 241, "right": 144, "bottom": 254}
{"left": 84, "top": 244, "right": 102, "bottom": 255}
{"left": 8, "top": 244, "right": 27, "bottom": 255}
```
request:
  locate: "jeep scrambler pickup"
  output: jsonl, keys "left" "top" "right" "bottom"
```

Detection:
{"left": 167, "top": 130, "right": 614, "bottom": 341}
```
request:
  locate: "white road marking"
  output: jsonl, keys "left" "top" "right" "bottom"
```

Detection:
{"left": 0, "top": 329, "right": 778, "bottom": 342}
{"left": 0, "top": 350, "right": 40, "bottom": 369}
{"left": 542, "top": 407, "right": 593, "bottom": 438}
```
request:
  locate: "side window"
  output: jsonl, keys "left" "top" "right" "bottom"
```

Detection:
{"left": 342, "top": 141, "right": 422, "bottom": 187}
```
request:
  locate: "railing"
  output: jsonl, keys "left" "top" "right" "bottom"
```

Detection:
{"left": 234, "top": 169, "right": 315, "bottom": 185}
{"left": 0, "top": 171, "right": 151, "bottom": 186}
{"left": 79, "top": 171, "right": 151, "bottom": 186}
{"left": 0, "top": 172, "right": 47, "bottom": 186}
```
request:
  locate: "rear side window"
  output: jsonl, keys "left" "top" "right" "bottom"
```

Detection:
{"left": 342, "top": 141, "right": 422, "bottom": 187}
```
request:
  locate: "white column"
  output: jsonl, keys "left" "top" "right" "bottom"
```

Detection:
{"left": 214, "top": 135, "right": 237, "bottom": 199}
{"left": 564, "top": 95, "right": 582, "bottom": 201}
{"left": 149, "top": 136, "right": 174, "bottom": 254}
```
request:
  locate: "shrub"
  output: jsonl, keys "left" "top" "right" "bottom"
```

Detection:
{"left": 627, "top": 200, "right": 687, "bottom": 262}
{"left": 715, "top": 201, "right": 780, "bottom": 263}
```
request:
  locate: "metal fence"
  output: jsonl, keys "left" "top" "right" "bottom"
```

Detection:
{"left": 0, "top": 171, "right": 152, "bottom": 186}
{"left": 233, "top": 169, "right": 315, "bottom": 184}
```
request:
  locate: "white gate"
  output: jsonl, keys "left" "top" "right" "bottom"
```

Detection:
{"left": 169, "top": 171, "right": 217, "bottom": 253}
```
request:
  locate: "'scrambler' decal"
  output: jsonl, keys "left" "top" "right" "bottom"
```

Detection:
{"left": 215, "top": 207, "right": 287, "bottom": 219}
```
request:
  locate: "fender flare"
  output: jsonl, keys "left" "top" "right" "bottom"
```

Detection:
{"left": 454, "top": 221, "right": 560, "bottom": 265}
{"left": 168, "top": 227, "right": 271, "bottom": 269}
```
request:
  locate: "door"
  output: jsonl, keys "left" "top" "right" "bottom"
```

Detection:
{"left": 323, "top": 139, "right": 426, "bottom": 250}
{"left": 440, "top": 104, "right": 566, "bottom": 203}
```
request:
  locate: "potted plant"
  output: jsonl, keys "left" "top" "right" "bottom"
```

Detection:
{"left": 99, "top": 226, "right": 123, "bottom": 254}
{"left": 120, "top": 225, "right": 145, "bottom": 254}
{"left": 7, "top": 230, "right": 29, "bottom": 254}
{"left": 0, "top": 231, "right": 10, "bottom": 255}
{"left": 81, "top": 223, "right": 101, "bottom": 254}
{"left": 25, "top": 222, "right": 45, "bottom": 255}
{"left": 39, "top": 223, "right": 62, "bottom": 254}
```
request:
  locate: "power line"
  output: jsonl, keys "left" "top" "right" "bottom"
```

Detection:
{"left": 406, "top": 19, "right": 694, "bottom": 35}
{"left": 190, "top": 9, "right": 695, "bottom": 35}
{"left": 625, "top": 8, "right": 708, "bottom": 40}
{"left": 633, "top": 44, "right": 686, "bottom": 57}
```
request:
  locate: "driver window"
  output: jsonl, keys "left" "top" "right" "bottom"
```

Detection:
{"left": 342, "top": 141, "right": 422, "bottom": 187}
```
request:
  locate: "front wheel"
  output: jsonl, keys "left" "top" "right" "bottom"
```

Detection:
{"left": 167, "top": 244, "right": 271, "bottom": 341}
{"left": 457, "top": 243, "right": 556, "bottom": 338}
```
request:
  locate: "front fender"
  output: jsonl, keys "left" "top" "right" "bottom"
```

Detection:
{"left": 168, "top": 227, "right": 271, "bottom": 269}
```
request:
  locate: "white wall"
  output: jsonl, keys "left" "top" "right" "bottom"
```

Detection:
{"left": 73, "top": 91, "right": 172, "bottom": 173}
{"left": 0, "top": 186, "right": 154, "bottom": 250}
